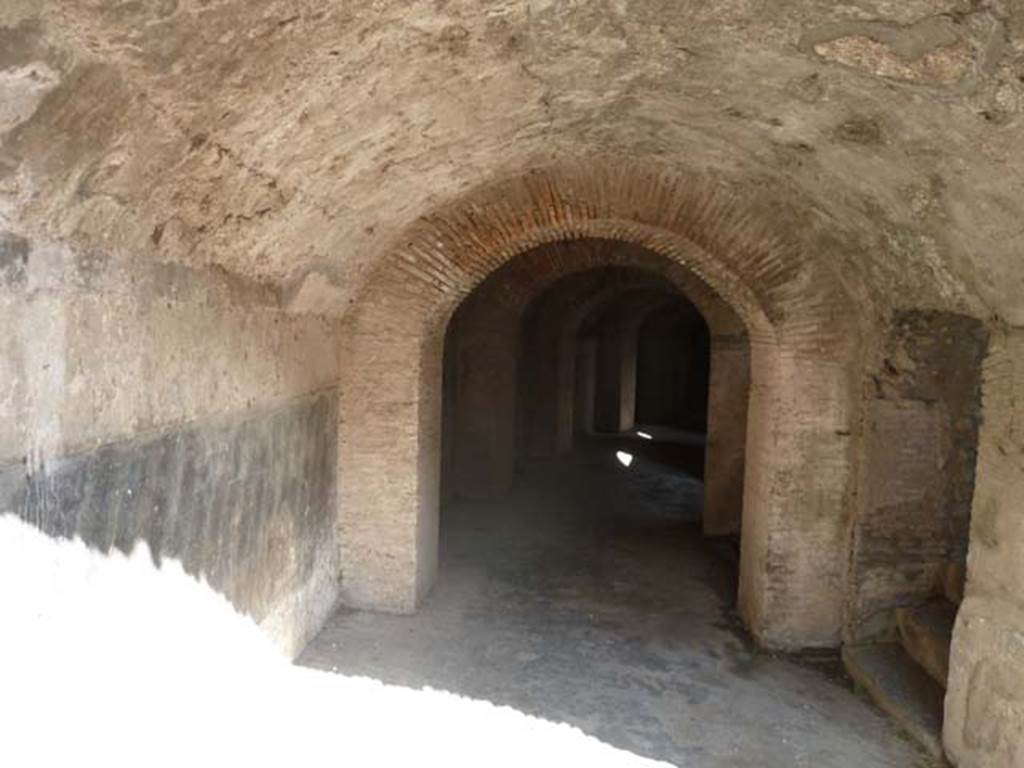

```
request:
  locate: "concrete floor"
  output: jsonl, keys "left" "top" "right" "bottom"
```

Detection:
{"left": 300, "top": 432, "right": 936, "bottom": 767}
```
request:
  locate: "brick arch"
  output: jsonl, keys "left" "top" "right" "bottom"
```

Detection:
{"left": 369, "top": 160, "right": 858, "bottom": 357}
{"left": 487, "top": 238, "right": 750, "bottom": 340}
{"left": 337, "top": 161, "right": 864, "bottom": 649}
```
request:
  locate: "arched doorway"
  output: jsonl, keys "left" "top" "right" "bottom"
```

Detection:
{"left": 311, "top": 228, "right": 933, "bottom": 766}
{"left": 335, "top": 161, "right": 862, "bottom": 649}
{"left": 317, "top": 160, "right": 990, "bottom": 761}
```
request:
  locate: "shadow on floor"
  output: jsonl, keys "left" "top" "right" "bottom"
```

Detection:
{"left": 300, "top": 432, "right": 935, "bottom": 768}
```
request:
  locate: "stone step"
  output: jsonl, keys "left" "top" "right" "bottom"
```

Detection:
{"left": 843, "top": 642, "right": 946, "bottom": 759}
{"left": 941, "top": 561, "right": 966, "bottom": 605}
{"left": 897, "top": 600, "right": 957, "bottom": 687}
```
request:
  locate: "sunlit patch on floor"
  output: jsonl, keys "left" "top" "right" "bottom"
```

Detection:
{"left": 0, "top": 515, "right": 669, "bottom": 767}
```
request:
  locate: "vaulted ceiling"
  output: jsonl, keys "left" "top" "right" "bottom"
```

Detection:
{"left": 3, "top": 1, "right": 1023, "bottom": 322}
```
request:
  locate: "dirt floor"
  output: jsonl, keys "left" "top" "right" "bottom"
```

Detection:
{"left": 300, "top": 430, "right": 937, "bottom": 767}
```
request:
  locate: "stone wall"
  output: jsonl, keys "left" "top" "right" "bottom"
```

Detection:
{"left": 945, "top": 326, "right": 1024, "bottom": 768}
{"left": 702, "top": 333, "right": 749, "bottom": 537}
{"left": 0, "top": 391, "right": 338, "bottom": 657}
{"left": 847, "top": 311, "right": 987, "bottom": 641}
{"left": 444, "top": 291, "right": 520, "bottom": 500}
{"left": 0, "top": 234, "right": 344, "bottom": 656}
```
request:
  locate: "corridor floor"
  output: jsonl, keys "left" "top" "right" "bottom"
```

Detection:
{"left": 300, "top": 434, "right": 935, "bottom": 767}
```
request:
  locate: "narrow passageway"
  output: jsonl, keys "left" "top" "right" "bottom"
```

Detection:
{"left": 301, "top": 433, "right": 934, "bottom": 767}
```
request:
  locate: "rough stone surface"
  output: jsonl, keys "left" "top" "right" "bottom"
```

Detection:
{"left": 445, "top": 287, "right": 521, "bottom": 500}
{"left": 945, "top": 327, "right": 1024, "bottom": 768}
{"left": 3, "top": 2, "right": 1024, "bottom": 756}
{"left": 701, "top": 334, "right": 749, "bottom": 538}
{"left": 0, "top": 229, "right": 344, "bottom": 654}
{"left": 0, "top": 390, "right": 339, "bottom": 657}
{"left": 0, "top": 237, "right": 343, "bottom": 467}
{"left": 897, "top": 600, "right": 956, "bottom": 687}
{"left": 6, "top": 2, "right": 1024, "bottom": 324}
{"left": 843, "top": 642, "right": 946, "bottom": 758}
{"left": 945, "top": 597, "right": 1024, "bottom": 768}
{"left": 847, "top": 310, "right": 987, "bottom": 641}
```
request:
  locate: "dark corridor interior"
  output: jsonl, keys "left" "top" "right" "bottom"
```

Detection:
{"left": 577, "top": 294, "right": 711, "bottom": 484}
{"left": 437, "top": 266, "right": 726, "bottom": 626}
{"left": 439, "top": 265, "right": 714, "bottom": 507}
{"left": 635, "top": 303, "right": 711, "bottom": 434}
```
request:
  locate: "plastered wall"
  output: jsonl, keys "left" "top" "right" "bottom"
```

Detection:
{"left": 0, "top": 234, "right": 344, "bottom": 656}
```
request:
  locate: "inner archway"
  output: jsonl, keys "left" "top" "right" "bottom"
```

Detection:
{"left": 336, "top": 162, "right": 863, "bottom": 652}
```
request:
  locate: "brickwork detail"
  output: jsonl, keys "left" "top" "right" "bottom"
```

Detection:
{"left": 339, "top": 162, "right": 862, "bottom": 648}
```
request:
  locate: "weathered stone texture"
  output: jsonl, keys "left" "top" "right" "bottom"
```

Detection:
{"left": 7, "top": 2, "right": 1023, "bottom": 323}
{"left": 947, "top": 598, "right": 1024, "bottom": 768}
{"left": 0, "top": 391, "right": 339, "bottom": 657}
{"left": 848, "top": 311, "right": 987, "bottom": 641}
{"left": 703, "top": 335, "right": 749, "bottom": 537}
{"left": 4, "top": 2, "right": 1024, "bottom": 754}
{"left": 0, "top": 238, "right": 343, "bottom": 467}
{"left": 739, "top": 352, "right": 856, "bottom": 648}
{"left": 446, "top": 291, "right": 520, "bottom": 500}
{"left": 946, "top": 326, "right": 1024, "bottom": 768}
{"left": 0, "top": 233, "right": 345, "bottom": 654}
